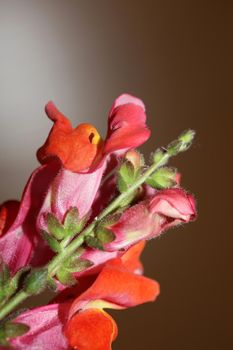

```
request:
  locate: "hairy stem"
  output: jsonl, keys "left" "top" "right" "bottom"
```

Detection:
{"left": 0, "top": 291, "right": 28, "bottom": 321}
{"left": 0, "top": 129, "right": 194, "bottom": 321}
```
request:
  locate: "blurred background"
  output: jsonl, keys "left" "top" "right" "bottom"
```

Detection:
{"left": 0, "top": 1, "right": 232, "bottom": 349}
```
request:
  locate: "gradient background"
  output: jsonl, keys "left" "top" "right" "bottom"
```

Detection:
{"left": 0, "top": 1, "right": 232, "bottom": 349}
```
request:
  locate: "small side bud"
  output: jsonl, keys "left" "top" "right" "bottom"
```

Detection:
{"left": 125, "top": 150, "right": 144, "bottom": 169}
{"left": 168, "top": 129, "right": 195, "bottom": 156}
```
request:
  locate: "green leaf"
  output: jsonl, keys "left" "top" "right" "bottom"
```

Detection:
{"left": 42, "top": 230, "right": 61, "bottom": 253}
{"left": 85, "top": 236, "right": 104, "bottom": 250}
{"left": 96, "top": 227, "right": 115, "bottom": 244}
{"left": 46, "top": 213, "right": 65, "bottom": 240}
{"left": 56, "top": 267, "right": 77, "bottom": 286}
{"left": 24, "top": 268, "right": 48, "bottom": 295}
{"left": 146, "top": 167, "right": 177, "bottom": 189}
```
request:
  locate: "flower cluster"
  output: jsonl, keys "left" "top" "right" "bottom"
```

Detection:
{"left": 0, "top": 95, "right": 196, "bottom": 349}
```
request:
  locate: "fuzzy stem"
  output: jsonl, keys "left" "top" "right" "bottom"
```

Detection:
{"left": 0, "top": 129, "right": 194, "bottom": 321}
{"left": 0, "top": 291, "right": 28, "bottom": 321}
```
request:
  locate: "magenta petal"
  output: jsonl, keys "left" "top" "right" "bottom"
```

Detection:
{"left": 0, "top": 161, "right": 60, "bottom": 274}
{"left": 103, "top": 94, "right": 150, "bottom": 155}
{"left": 11, "top": 304, "right": 69, "bottom": 350}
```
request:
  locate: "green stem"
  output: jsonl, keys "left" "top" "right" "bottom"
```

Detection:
{"left": 0, "top": 151, "right": 170, "bottom": 322}
{"left": 0, "top": 126, "right": 196, "bottom": 322}
{"left": 47, "top": 151, "right": 169, "bottom": 275}
{"left": 0, "top": 291, "right": 28, "bottom": 321}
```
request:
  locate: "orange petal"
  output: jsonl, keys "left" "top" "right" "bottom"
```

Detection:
{"left": 70, "top": 258, "right": 159, "bottom": 317}
{"left": 121, "top": 240, "right": 146, "bottom": 274}
{"left": 37, "top": 102, "right": 102, "bottom": 172}
{"left": 65, "top": 308, "right": 117, "bottom": 350}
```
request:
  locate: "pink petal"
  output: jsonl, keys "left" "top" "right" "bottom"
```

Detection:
{"left": 0, "top": 161, "right": 60, "bottom": 274}
{"left": 11, "top": 304, "right": 69, "bottom": 350}
{"left": 149, "top": 188, "right": 196, "bottom": 220}
{"left": 37, "top": 162, "right": 107, "bottom": 231}
{"left": 103, "top": 94, "right": 150, "bottom": 155}
{"left": 105, "top": 188, "right": 196, "bottom": 251}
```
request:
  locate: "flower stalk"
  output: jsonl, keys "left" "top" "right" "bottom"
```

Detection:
{"left": 0, "top": 129, "right": 195, "bottom": 322}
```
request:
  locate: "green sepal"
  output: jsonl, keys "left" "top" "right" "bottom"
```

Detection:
{"left": 152, "top": 148, "right": 169, "bottom": 166}
{"left": 64, "top": 257, "right": 94, "bottom": 273}
{"left": 117, "top": 161, "right": 140, "bottom": 193}
{"left": 0, "top": 321, "right": 29, "bottom": 346}
{"left": 0, "top": 326, "right": 10, "bottom": 347}
{"left": 46, "top": 213, "right": 66, "bottom": 240}
{"left": 146, "top": 167, "right": 177, "bottom": 189}
{"left": 64, "top": 207, "right": 80, "bottom": 234}
{"left": 42, "top": 230, "right": 61, "bottom": 253}
{"left": 5, "top": 266, "right": 30, "bottom": 298}
{"left": 56, "top": 267, "right": 77, "bottom": 286}
{"left": 47, "top": 277, "right": 58, "bottom": 292}
{"left": 96, "top": 227, "right": 115, "bottom": 244}
{"left": 85, "top": 236, "right": 104, "bottom": 250}
{"left": 4, "top": 322, "right": 30, "bottom": 338}
{"left": 24, "top": 268, "right": 48, "bottom": 295}
{"left": 97, "top": 212, "right": 122, "bottom": 228}
{"left": 0, "top": 261, "right": 10, "bottom": 287}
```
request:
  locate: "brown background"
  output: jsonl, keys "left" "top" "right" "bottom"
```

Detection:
{"left": 0, "top": 1, "right": 232, "bottom": 349}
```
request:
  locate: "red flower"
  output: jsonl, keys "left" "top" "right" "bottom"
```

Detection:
{"left": 0, "top": 94, "right": 150, "bottom": 274}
